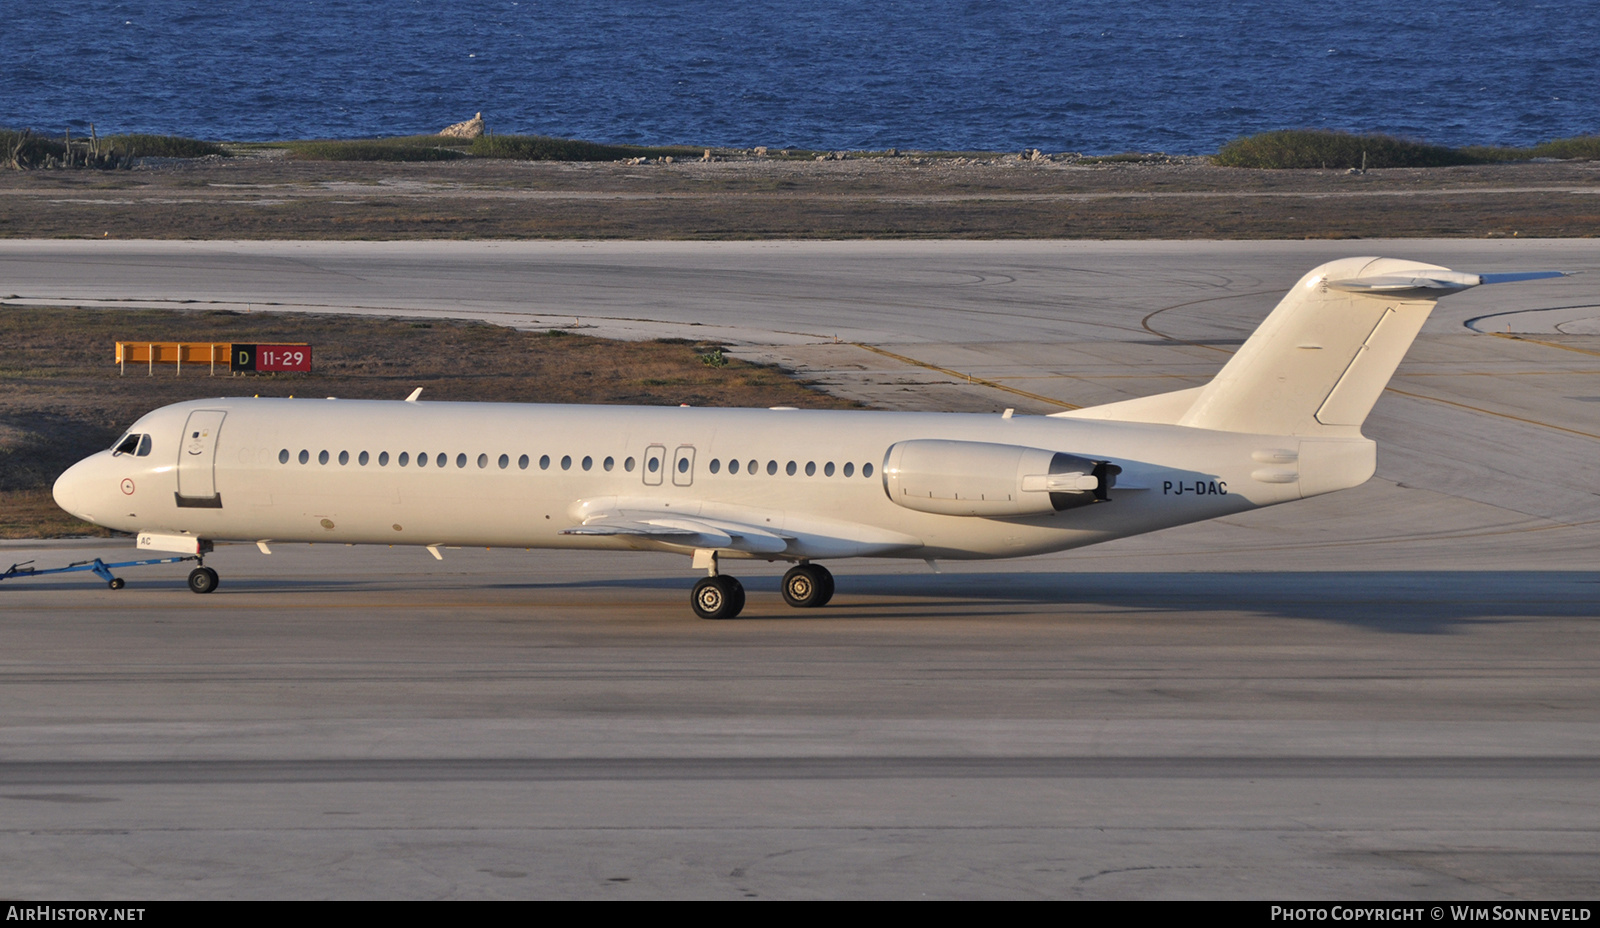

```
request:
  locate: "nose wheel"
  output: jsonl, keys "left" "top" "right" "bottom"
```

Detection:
{"left": 782, "top": 563, "right": 834, "bottom": 608}
{"left": 691, "top": 575, "right": 745, "bottom": 620}
{"left": 187, "top": 565, "right": 219, "bottom": 594}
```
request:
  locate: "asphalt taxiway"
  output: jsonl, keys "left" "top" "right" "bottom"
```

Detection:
{"left": 2, "top": 240, "right": 1598, "bottom": 898}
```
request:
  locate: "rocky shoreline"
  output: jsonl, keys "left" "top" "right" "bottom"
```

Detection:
{"left": 3, "top": 151, "right": 1597, "bottom": 240}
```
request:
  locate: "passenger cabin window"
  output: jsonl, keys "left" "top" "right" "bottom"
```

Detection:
{"left": 279, "top": 449, "right": 290, "bottom": 464}
{"left": 379, "top": 452, "right": 389, "bottom": 466}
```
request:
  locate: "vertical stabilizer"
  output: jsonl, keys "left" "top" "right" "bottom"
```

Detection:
{"left": 1176, "top": 257, "right": 1562, "bottom": 436}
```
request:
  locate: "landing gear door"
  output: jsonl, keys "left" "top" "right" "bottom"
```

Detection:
{"left": 642, "top": 444, "right": 666, "bottom": 487}
{"left": 176, "top": 410, "right": 226, "bottom": 508}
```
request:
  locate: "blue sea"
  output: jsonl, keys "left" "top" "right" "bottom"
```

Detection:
{"left": 4, "top": 0, "right": 1596, "bottom": 153}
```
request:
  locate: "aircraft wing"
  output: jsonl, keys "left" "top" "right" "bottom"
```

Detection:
{"left": 561, "top": 498, "right": 922, "bottom": 559}
{"left": 562, "top": 512, "right": 790, "bottom": 555}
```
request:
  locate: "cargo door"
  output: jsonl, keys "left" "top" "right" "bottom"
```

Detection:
{"left": 176, "top": 410, "right": 226, "bottom": 508}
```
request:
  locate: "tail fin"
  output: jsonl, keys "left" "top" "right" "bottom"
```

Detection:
{"left": 1176, "top": 257, "right": 1562, "bottom": 436}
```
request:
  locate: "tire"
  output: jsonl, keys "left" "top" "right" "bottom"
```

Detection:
{"left": 187, "top": 566, "right": 219, "bottom": 594}
{"left": 782, "top": 564, "right": 833, "bottom": 608}
{"left": 108, "top": 577, "right": 125, "bottom": 590}
{"left": 814, "top": 566, "right": 835, "bottom": 607}
{"left": 692, "top": 575, "right": 744, "bottom": 620}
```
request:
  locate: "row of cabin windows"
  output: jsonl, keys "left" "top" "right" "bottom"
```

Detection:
{"left": 708, "top": 458, "right": 872, "bottom": 478}
{"left": 277, "top": 449, "right": 616, "bottom": 471}
{"left": 277, "top": 448, "right": 874, "bottom": 479}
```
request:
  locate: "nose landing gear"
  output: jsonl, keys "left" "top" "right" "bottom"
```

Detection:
{"left": 187, "top": 564, "right": 219, "bottom": 594}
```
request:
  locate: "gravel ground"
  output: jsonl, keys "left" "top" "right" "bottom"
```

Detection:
{"left": 2, "top": 152, "right": 1597, "bottom": 239}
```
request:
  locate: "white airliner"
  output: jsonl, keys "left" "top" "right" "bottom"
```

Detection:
{"left": 51, "top": 257, "right": 1563, "bottom": 618}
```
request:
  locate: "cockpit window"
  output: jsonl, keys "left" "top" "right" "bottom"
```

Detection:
{"left": 111, "top": 433, "right": 140, "bottom": 456}
{"left": 136, "top": 434, "right": 152, "bottom": 457}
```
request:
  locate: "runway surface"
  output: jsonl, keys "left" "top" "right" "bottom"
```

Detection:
{"left": 2, "top": 240, "right": 1599, "bottom": 898}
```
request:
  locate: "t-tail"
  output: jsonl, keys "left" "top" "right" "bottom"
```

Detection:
{"left": 1068, "top": 257, "right": 1565, "bottom": 438}
{"left": 1178, "top": 257, "right": 1564, "bottom": 436}
{"left": 1061, "top": 257, "right": 1565, "bottom": 498}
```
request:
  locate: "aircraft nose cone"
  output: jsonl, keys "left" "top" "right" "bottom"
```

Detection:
{"left": 52, "top": 460, "right": 88, "bottom": 519}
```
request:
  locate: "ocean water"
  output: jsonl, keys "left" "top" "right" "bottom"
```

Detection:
{"left": 4, "top": 0, "right": 1596, "bottom": 153}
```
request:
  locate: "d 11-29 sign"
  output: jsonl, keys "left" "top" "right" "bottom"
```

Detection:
{"left": 231, "top": 344, "right": 312, "bottom": 373}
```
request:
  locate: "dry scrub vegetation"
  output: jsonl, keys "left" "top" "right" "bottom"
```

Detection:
{"left": 0, "top": 306, "right": 856, "bottom": 537}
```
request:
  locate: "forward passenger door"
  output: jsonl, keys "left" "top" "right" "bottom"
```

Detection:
{"left": 176, "top": 410, "right": 226, "bottom": 508}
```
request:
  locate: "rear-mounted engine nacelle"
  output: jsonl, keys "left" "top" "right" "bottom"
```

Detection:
{"left": 882, "top": 440, "right": 1120, "bottom": 518}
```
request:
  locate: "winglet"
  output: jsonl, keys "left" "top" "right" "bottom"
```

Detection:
{"left": 404, "top": 388, "right": 423, "bottom": 403}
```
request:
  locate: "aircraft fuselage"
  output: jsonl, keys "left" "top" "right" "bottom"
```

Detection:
{"left": 54, "top": 397, "right": 1340, "bottom": 561}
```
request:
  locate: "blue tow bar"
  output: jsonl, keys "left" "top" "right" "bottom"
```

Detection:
{"left": 2, "top": 555, "right": 199, "bottom": 589}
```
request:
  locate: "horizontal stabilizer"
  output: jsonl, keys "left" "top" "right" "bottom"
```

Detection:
{"left": 1327, "top": 269, "right": 1565, "bottom": 299}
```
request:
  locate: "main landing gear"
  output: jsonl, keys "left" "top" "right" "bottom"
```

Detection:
{"left": 689, "top": 557, "right": 834, "bottom": 620}
{"left": 691, "top": 575, "right": 745, "bottom": 620}
{"left": 781, "top": 563, "right": 834, "bottom": 609}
